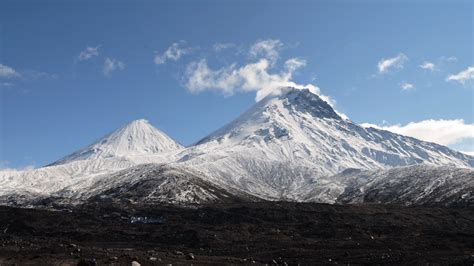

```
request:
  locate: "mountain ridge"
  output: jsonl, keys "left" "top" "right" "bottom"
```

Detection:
{"left": 0, "top": 87, "right": 472, "bottom": 207}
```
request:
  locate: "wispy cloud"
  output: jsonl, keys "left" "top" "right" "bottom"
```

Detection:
{"left": 419, "top": 61, "right": 435, "bottom": 71}
{"left": 446, "top": 66, "right": 474, "bottom": 85}
{"left": 0, "top": 64, "right": 21, "bottom": 78}
{"left": 444, "top": 56, "right": 457, "bottom": 62}
{"left": 213, "top": 42, "right": 236, "bottom": 52}
{"left": 285, "top": 58, "right": 307, "bottom": 72}
{"left": 0, "top": 82, "right": 14, "bottom": 88}
{"left": 23, "top": 70, "right": 59, "bottom": 80}
{"left": 249, "top": 39, "right": 283, "bottom": 65}
{"left": 0, "top": 64, "right": 57, "bottom": 91}
{"left": 77, "top": 45, "right": 100, "bottom": 61}
{"left": 361, "top": 119, "right": 474, "bottom": 146}
{"left": 154, "top": 41, "right": 192, "bottom": 65}
{"left": 400, "top": 82, "right": 415, "bottom": 91}
{"left": 103, "top": 58, "right": 125, "bottom": 77}
{"left": 377, "top": 53, "right": 408, "bottom": 74}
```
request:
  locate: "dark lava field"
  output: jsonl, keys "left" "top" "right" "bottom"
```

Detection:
{"left": 0, "top": 202, "right": 473, "bottom": 265}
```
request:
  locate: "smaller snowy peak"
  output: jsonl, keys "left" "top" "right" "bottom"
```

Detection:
{"left": 50, "top": 119, "right": 183, "bottom": 165}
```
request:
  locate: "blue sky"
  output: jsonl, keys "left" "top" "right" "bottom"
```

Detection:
{"left": 0, "top": 0, "right": 473, "bottom": 169}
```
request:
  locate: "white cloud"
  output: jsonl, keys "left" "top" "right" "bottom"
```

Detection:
{"left": 377, "top": 53, "right": 408, "bottom": 74}
{"left": 361, "top": 119, "right": 474, "bottom": 146}
{"left": 418, "top": 57, "right": 457, "bottom": 72}
{"left": 213, "top": 42, "right": 236, "bottom": 52}
{"left": 103, "top": 58, "right": 125, "bottom": 77}
{"left": 184, "top": 57, "right": 319, "bottom": 102}
{"left": 0, "top": 64, "right": 20, "bottom": 78}
{"left": 154, "top": 41, "right": 191, "bottom": 65}
{"left": 249, "top": 39, "right": 283, "bottom": 64}
{"left": 185, "top": 58, "right": 310, "bottom": 100}
{"left": 400, "top": 82, "right": 415, "bottom": 91}
{"left": 446, "top": 66, "right": 474, "bottom": 85}
{"left": 419, "top": 61, "right": 435, "bottom": 71}
{"left": 183, "top": 39, "right": 347, "bottom": 119}
{"left": 78, "top": 46, "right": 100, "bottom": 61}
{"left": 185, "top": 39, "right": 313, "bottom": 101}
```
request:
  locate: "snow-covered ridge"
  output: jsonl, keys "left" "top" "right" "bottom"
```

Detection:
{"left": 335, "top": 165, "right": 474, "bottom": 206}
{"left": 0, "top": 87, "right": 473, "bottom": 206}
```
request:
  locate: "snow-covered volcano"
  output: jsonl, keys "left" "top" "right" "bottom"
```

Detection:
{"left": 0, "top": 119, "right": 184, "bottom": 203}
{"left": 176, "top": 87, "right": 472, "bottom": 199}
{"left": 191, "top": 87, "right": 471, "bottom": 170}
{"left": 0, "top": 87, "right": 472, "bottom": 206}
{"left": 51, "top": 119, "right": 183, "bottom": 165}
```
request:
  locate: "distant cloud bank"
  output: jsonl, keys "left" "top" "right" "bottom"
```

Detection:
{"left": 361, "top": 119, "right": 474, "bottom": 146}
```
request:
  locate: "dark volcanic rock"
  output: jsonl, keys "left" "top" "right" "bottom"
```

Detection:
{"left": 0, "top": 202, "right": 472, "bottom": 265}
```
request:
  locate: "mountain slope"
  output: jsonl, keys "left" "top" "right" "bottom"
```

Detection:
{"left": 176, "top": 87, "right": 473, "bottom": 199}
{"left": 81, "top": 164, "right": 260, "bottom": 206}
{"left": 0, "top": 164, "right": 258, "bottom": 207}
{"left": 335, "top": 165, "right": 474, "bottom": 206}
{"left": 50, "top": 119, "right": 183, "bottom": 165}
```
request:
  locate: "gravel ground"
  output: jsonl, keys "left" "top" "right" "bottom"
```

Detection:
{"left": 0, "top": 202, "right": 473, "bottom": 265}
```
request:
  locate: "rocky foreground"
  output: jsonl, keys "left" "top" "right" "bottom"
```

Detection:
{"left": 0, "top": 202, "right": 473, "bottom": 265}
